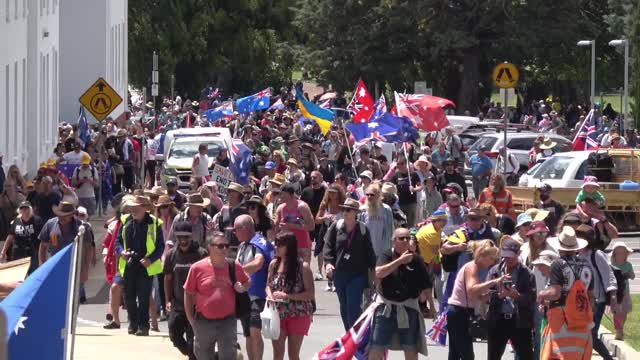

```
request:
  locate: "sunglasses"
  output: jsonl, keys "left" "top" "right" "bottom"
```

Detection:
{"left": 365, "top": 193, "right": 376, "bottom": 197}
{"left": 209, "top": 243, "right": 230, "bottom": 249}
{"left": 396, "top": 236, "right": 411, "bottom": 242}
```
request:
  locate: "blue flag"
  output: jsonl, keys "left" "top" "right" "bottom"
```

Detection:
{"left": 230, "top": 139, "right": 253, "bottom": 185}
{"left": 346, "top": 112, "right": 418, "bottom": 143}
{"left": 236, "top": 89, "right": 271, "bottom": 114}
{"left": 0, "top": 243, "right": 74, "bottom": 359}
{"left": 204, "top": 101, "right": 234, "bottom": 122}
{"left": 78, "top": 107, "right": 91, "bottom": 146}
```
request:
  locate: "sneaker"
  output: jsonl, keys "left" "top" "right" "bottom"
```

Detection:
{"left": 314, "top": 273, "right": 323, "bottom": 281}
{"left": 324, "top": 284, "right": 333, "bottom": 291}
{"left": 127, "top": 327, "right": 138, "bottom": 335}
{"left": 103, "top": 322, "right": 120, "bottom": 330}
{"left": 331, "top": 285, "right": 337, "bottom": 292}
{"left": 135, "top": 329, "right": 149, "bottom": 336}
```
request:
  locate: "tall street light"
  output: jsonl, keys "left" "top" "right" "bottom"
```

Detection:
{"left": 609, "top": 39, "right": 630, "bottom": 128}
{"left": 577, "top": 40, "right": 596, "bottom": 108}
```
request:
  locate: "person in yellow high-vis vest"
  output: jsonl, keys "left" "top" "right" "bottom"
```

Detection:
{"left": 115, "top": 195, "right": 164, "bottom": 336}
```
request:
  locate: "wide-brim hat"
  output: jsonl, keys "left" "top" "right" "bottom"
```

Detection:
{"left": 245, "top": 195, "right": 266, "bottom": 209}
{"left": 125, "top": 195, "right": 153, "bottom": 209}
{"left": 414, "top": 155, "right": 432, "bottom": 169}
{"left": 287, "top": 136, "right": 300, "bottom": 144}
{"left": 185, "top": 193, "right": 211, "bottom": 207}
{"left": 467, "top": 208, "right": 486, "bottom": 219}
{"left": 359, "top": 170, "right": 373, "bottom": 181}
{"left": 145, "top": 186, "right": 166, "bottom": 197}
{"left": 116, "top": 129, "right": 128, "bottom": 137}
{"left": 287, "top": 158, "right": 298, "bottom": 167}
{"left": 227, "top": 182, "right": 245, "bottom": 194}
{"left": 531, "top": 250, "right": 559, "bottom": 267}
{"left": 539, "top": 138, "right": 557, "bottom": 150}
{"left": 146, "top": 102, "right": 154, "bottom": 108}
{"left": 268, "top": 173, "right": 286, "bottom": 186}
{"left": 582, "top": 176, "right": 600, "bottom": 189}
{"left": 610, "top": 241, "right": 634, "bottom": 256}
{"left": 53, "top": 201, "right": 77, "bottom": 217}
{"left": 525, "top": 208, "right": 549, "bottom": 221}
{"left": 552, "top": 226, "right": 588, "bottom": 252}
{"left": 339, "top": 198, "right": 361, "bottom": 212}
{"left": 154, "top": 195, "right": 175, "bottom": 208}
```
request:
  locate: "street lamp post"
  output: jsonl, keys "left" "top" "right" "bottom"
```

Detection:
{"left": 577, "top": 40, "right": 596, "bottom": 108}
{"left": 609, "top": 39, "right": 630, "bottom": 129}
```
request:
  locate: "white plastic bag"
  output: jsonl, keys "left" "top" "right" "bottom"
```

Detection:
{"left": 260, "top": 301, "right": 280, "bottom": 340}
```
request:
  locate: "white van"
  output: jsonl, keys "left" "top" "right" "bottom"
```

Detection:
{"left": 162, "top": 127, "right": 233, "bottom": 188}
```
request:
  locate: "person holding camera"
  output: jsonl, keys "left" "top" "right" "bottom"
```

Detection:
{"left": 115, "top": 195, "right": 165, "bottom": 336}
{"left": 486, "top": 237, "right": 536, "bottom": 360}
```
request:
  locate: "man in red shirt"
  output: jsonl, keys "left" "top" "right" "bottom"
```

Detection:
{"left": 478, "top": 174, "right": 516, "bottom": 220}
{"left": 184, "top": 231, "right": 251, "bottom": 360}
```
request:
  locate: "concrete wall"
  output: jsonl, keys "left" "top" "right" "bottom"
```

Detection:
{"left": 59, "top": 0, "right": 128, "bottom": 124}
{"left": 0, "top": 0, "right": 29, "bottom": 172}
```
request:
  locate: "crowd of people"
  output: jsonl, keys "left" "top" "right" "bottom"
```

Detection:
{"left": 0, "top": 88, "right": 637, "bottom": 360}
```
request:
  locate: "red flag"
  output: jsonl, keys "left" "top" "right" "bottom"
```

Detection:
{"left": 394, "top": 92, "right": 454, "bottom": 132}
{"left": 347, "top": 79, "right": 375, "bottom": 124}
{"left": 186, "top": 111, "right": 192, "bottom": 128}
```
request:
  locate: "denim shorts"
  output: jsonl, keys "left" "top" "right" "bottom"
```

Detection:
{"left": 370, "top": 305, "right": 421, "bottom": 350}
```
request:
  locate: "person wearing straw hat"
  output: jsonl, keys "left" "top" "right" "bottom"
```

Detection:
{"left": 169, "top": 193, "right": 212, "bottom": 249}
{"left": 536, "top": 138, "right": 557, "bottom": 162}
{"left": 115, "top": 195, "right": 165, "bottom": 336}
{"left": 538, "top": 226, "right": 594, "bottom": 360}
{"left": 163, "top": 221, "right": 208, "bottom": 360}
{"left": 213, "top": 182, "right": 249, "bottom": 256}
{"left": 323, "top": 198, "right": 376, "bottom": 330}
{"left": 71, "top": 154, "right": 99, "bottom": 216}
{"left": 609, "top": 241, "right": 635, "bottom": 340}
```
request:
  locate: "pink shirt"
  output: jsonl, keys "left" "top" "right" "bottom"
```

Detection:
{"left": 183, "top": 258, "right": 249, "bottom": 319}
{"left": 447, "top": 262, "right": 478, "bottom": 309}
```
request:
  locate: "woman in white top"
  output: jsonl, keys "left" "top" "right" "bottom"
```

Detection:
{"left": 191, "top": 143, "right": 210, "bottom": 180}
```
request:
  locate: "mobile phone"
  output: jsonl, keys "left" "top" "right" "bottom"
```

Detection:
{"left": 503, "top": 280, "right": 513, "bottom": 288}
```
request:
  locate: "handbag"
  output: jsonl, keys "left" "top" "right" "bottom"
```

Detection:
{"left": 260, "top": 302, "right": 281, "bottom": 340}
{"left": 227, "top": 259, "right": 251, "bottom": 318}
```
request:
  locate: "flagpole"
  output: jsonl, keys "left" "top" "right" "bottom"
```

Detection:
{"left": 403, "top": 143, "right": 413, "bottom": 193}
{"left": 341, "top": 126, "right": 359, "bottom": 179}
{"left": 572, "top": 109, "right": 593, "bottom": 144}
{"left": 64, "top": 225, "right": 85, "bottom": 360}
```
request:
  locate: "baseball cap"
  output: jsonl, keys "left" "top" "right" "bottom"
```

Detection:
{"left": 516, "top": 213, "right": 533, "bottom": 228}
{"left": 537, "top": 183, "right": 552, "bottom": 193}
{"left": 526, "top": 220, "right": 549, "bottom": 236}
{"left": 166, "top": 177, "right": 178, "bottom": 186}
{"left": 531, "top": 250, "right": 559, "bottom": 267}
{"left": 501, "top": 238, "right": 521, "bottom": 258}
{"left": 265, "top": 161, "right": 276, "bottom": 170}
{"left": 18, "top": 201, "right": 32, "bottom": 209}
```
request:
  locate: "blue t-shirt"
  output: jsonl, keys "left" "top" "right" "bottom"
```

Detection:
{"left": 470, "top": 154, "right": 493, "bottom": 178}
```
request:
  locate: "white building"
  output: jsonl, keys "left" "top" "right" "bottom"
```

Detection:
{"left": 0, "top": 0, "right": 128, "bottom": 178}
{"left": 59, "top": 0, "right": 128, "bottom": 124}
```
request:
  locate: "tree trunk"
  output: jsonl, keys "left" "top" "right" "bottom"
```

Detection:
{"left": 457, "top": 47, "right": 480, "bottom": 114}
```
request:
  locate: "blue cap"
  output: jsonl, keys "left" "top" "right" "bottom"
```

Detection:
{"left": 265, "top": 161, "right": 276, "bottom": 170}
{"left": 431, "top": 209, "right": 448, "bottom": 220}
{"left": 516, "top": 213, "right": 533, "bottom": 228}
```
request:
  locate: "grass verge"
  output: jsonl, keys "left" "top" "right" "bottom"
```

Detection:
{"left": 601, "top": 294, "right": 640, "bottom": 351}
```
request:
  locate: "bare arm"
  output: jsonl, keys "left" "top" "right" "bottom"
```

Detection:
{"left": 38, "top": 242, "right": 50, "bottom": 265}
{"left": 184, "top": 291, "right": 196, "bottom": 324}
{"left": 242, "top": 254, "right": 265, "bottom": 275}
{"left": 466, "top": 266, "right": 503, "bottom": 299}
{"left": 164, "top": 274, "right": 173, "bottom": 310}
{"left": 300, "top": 203, "right": 316, "bottom": 231}
{"left": 375, "top": 251, "right": 412, "bottom": 279}
{"left": 1, "top": 235, "right": 15, "bottom": 259}
{"left": 315, "top": 207, "right": 327, "bottom": 225}
{"left": 538, "top": 284, "right": 562, "bottom": 302}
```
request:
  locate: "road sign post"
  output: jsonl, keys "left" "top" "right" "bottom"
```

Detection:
{"left": 493, "top": 62, "right": 519, "bottom": 175}
{"left": 78, "top": 78, "right": 123, "bottom": 121}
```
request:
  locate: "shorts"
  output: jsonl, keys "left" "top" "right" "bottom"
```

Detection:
{"left": 370, "top": 306, "right": 421, "bottom": 351}
{"left": 280, "top": 315, "right": 312, "bottom": 336}
{"left": 112, "top": 273, "right": 125, "bottom": 286}
{"left": 240, "top": 298, "right": 266, "bottom": 336}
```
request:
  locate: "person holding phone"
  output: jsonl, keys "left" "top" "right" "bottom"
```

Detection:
{"left": 485, "top": 237, "right": 536, "bottom": 360}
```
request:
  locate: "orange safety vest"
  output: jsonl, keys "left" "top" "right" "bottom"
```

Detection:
{"left": 541, "top": 307, "right": 593, "bottom": 360}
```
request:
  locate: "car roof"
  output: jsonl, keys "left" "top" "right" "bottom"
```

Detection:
{"left": 476, "top": 132, "right": 569, "bottom": 139}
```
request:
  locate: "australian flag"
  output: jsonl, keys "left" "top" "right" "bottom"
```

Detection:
{"left": 373, "top": 94, "right": 387, "bottom": 119}
{"left": 572, "top": 109, "right": 598, "bottom": 151}
{"left": 204, "top": 101, "right": 234, "bottom": 123}
{"left": 230, "top": 139, "right": 253, "bottom": 185}
{"left": 236, "top": 88, "right": 271, "bottom": 114}
{"left": 0, "top": 243, "right": 74, "bottom": 359}
{"left": 426, "top": 312, "right": 448, "bottom": 346}
{"left": 347, "top": 112, "right": 418, "bottom": 144}
{"left": 77, "top": 106, "right": 91, "bottom": 147}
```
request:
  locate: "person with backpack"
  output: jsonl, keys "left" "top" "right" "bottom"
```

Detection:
{"left": 71, "top": 154, "right": 99, "bottom": 216}
{"left": 537, "top": 226, "right": 595, "bottom": 360}
{"left": 609, "top": 241, "right": 635, "bottom": 340}
{"left": 323, "top": 198, "right": 377, "bottom": 331}
{"left": 576, "top": 224, "right": 618, "bottom": 360}
{"left": 163, "top": 221, "right": 208, "bottom": 359}
{"left": 234, "top": 214, "right": 275, "bottom": 360}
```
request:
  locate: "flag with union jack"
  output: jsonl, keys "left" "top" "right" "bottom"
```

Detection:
{"left": 394, "top": 92, "right": 454, "bottom": 132}
{"left": 426, "top": 312, "right": 448, "bottom": 346}
{"left": 236, "top": 88, "right": 271, "bottom": 113}
{"left": 347, "top": 79, "right": 375, "bottom": 124}
{"left": 313, "top": 303, "right": 384, "bottom": 360}
{"left": 229, "top": 138, "right": 253, "bottom": 185}
{"left": 572, "top": 109, "right": 598, "bottom": 151}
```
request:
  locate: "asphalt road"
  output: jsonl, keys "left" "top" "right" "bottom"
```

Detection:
{"left": 76, "top": 216, "right": 510, "bottom": 360}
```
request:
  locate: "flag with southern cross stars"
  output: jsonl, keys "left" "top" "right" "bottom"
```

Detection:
{"left": 346, "top": 111, "right": 417, "bottom": 143}
{"left": 347, "top": 79, "right": 375, "bottom": 124}
{"left": 0, "top": 243, "right": 74, "bottom": 359}
{"left": 204, "top": 101, "right": 234, "bottom": 123}
{"left": 373, "top": 94, "right": 387, "bottom": 119}
{"left": 394, "top": 92, "right": 455, "bottom": 132}
{"left": 236, "top": 88, "right": 271, "bottom": 113}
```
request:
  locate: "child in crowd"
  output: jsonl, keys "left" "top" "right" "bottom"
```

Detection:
{"left": 576, "top": 176, "right": 606, "bottom": 220}
{"left": 610, "top": 241, "right": 635, "bottom": 340}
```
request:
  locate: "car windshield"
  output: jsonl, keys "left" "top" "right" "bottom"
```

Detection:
{"left": 531, "top": 156, "right": 574, "bottom": 180}
{"left": 169, "top": 140, "right": 225, "bottom": 159}
{"left": 469, "top": 137, "right": 498, "bottom": 151}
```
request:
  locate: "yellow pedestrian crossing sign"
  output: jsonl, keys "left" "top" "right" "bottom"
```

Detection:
{"left": 79, "top": 77, "right": 123, "bottom": 121}
{"left": 493, "top": 62, "right": 519, "bottom": 89}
